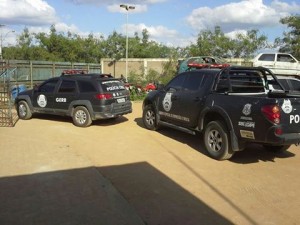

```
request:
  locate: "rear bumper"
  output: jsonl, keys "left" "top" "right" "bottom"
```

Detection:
{"left": 265, "top": 127, "right": 300, "bottom": 146}
{"left": 93, "top": 101, "right": 132, "bottom": 119}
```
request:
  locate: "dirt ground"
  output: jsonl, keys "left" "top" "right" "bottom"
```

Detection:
{"left": 1, "top": 101, "right": 300, "bottom": 225}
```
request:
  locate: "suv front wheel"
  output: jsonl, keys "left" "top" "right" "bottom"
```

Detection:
{"left": 72, "top": 106, "right": 92, "bottom": 127}
{"left": 17, "top": 100, "right": 32, "bottom": 120}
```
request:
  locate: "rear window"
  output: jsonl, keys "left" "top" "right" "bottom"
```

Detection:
{"left": 78, "top": 80, "right": 97, "bottom": 93}
{"left": 258, "top": 54, "right": 275, "bottom": 61}
{"left": 100, "top": 80, "right": 126, "bottom": 92}
{"left": 216, "top": 71, "right": 265, "bottom": 93}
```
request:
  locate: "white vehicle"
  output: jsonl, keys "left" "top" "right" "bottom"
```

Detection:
{"left": 268, "top": 75, "right": 300, "bottom": 92}
{"left": 253, "top": 53, "right": 300, "bottom": 75}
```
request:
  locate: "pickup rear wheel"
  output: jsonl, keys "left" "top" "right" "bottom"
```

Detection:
{"left": 17, "top": 100, "right": 32, "bottom": 120}
{"left": 72, "top": 106, "right": 92, "bottom": 127}
{"left": 204, "top": 121, "right": 234, "bottom": 160}
{"left": 143, "top": 104, "right": 160, "bottom": 130}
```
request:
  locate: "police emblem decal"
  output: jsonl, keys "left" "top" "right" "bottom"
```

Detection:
{"left": 242, "top": 104, "right": 252, "bottom": 116}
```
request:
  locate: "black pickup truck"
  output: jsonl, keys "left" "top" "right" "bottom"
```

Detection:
{"left": 142, "top": 66, "right": 300, "bottom": 160}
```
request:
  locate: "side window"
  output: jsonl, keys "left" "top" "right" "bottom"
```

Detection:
{"left": 165, "top": 74, "right": 186, "bottom": 91}
{"left": 258, "top": 54, "right": 275, "bottom": 61}
{"left": 182, "top": 73, "right": 204, "bottom": 91}
{"left": 58, "top": 80, "right": 77, "bottom": 93}
{"left": 78, "top": 80, "right": 97, "bottom": 93}
{"left": 290, "top": 80, "right": 300, "bottom": 91}
{"left": 278, "top": 79, "right": 289, "bottom": 89}
{"left": 38, "top": 79, "right": 59, "bottom": 93}
{"left": 277, "top": 54, "right": 295, "bottom": 63}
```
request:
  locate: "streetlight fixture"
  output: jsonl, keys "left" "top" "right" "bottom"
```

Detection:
{"left": 120, "top": 4, "right": 135, "bottom": 82}
{"left": 0, "top": 24, "right": 15, "bottom": 60}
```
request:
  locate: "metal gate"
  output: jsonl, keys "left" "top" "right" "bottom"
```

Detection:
{"left": 0, "top": 64, "right": 19, "bottom": 127}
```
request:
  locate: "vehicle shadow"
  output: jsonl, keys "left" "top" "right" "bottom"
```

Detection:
{"left": 32, "top": 114, "right": 128, "bottom": 126}
{"left": 134, "top": 117, "right": 295, "bottom": 164}
{"left": 229, "top": 143, "right": 295, "bottom": 164}
{"left": 0, "top": 163, "right": 234, "bottom": 225}
{"left": 134, "top": 117, "right": 205, "bottom": 155}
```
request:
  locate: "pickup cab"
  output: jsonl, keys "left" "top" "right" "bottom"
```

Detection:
{"left": 142, "top": 66, "right": 300, "bottom": 160}
{"left": 253, "top": 53, "right": 300, "bottom": 75}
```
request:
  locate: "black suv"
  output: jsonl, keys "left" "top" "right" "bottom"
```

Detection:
{"left": 15, "top": 73, "right": 132, "bottom": 127}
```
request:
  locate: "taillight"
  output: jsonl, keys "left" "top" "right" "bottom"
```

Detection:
{"left": 95, "top": 93, "right": 113, "bottom": 100}
{"left": 261, "top": 105, "right": 280, "bottom": 124}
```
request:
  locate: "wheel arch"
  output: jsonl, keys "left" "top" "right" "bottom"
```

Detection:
{"left": 15, "top": 95, "right": 34, "bottom": 111}
{"left": 199, "top": 106, "right": 241, "bottom": 151}
{"left": 68, "top": 100, "right": 94, "bottom": 119}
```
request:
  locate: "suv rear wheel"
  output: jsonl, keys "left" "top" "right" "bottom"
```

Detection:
{"left": 204, "top": 121, "right": 234, "bottom": 160}
{"left": 17, "top": 100, "right": 32, "bottom": 120}
{"left": 143, "top": 104, "right": 160, "bottom": 130}
{"left": 72, "top": 106, "right": 92, "bottom": 127}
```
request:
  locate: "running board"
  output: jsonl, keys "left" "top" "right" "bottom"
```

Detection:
{"left": 159, "top": 121, "right": 196, "bottom": 135}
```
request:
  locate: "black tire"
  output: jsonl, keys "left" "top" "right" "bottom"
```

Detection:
{"left": 72, "top": 106, "right": 92, "bottom": 127}
{"left": 263, "top": 144, "right": 291, "bottom": 152}
{"left": 204, "top": 121, "right": 234, "bottom": 160}
{"left": 17, "top": 100, "right": 32, "bottom": 120}
{"left": 142, "top": 104, "right": 160, "bottom": 130}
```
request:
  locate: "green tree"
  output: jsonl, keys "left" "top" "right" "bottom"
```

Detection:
{"left": 233, "top": 29, "right": 269, "bottom": 58}
{"left": 189, "top": 26, "right": 232, "bottom": 57}
{"left": 274, "top": 15, "right": 300, "bottom": 58}
{"left": 102, "top": 31, "right": 125, "bottom": 60}
{"left": 188, "top": 26, "right": 268, "bottom": 58}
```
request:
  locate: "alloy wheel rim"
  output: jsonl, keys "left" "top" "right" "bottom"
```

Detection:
{"left": 208, "top": 129, "right": 222, "bottom": 152}
{"left": 146, "top": 110, "right": 155, "bottom": 126}
{"left": 19, "top": 104, "right": 26, "bottom": 117}
{"left": 75, "top": 110, "right": 86, "bottom": 124}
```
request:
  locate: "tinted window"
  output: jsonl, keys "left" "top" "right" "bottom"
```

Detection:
{"left": 290, "top": 80, "right": 300, "bottom": 91}
{"left": 258, "top": 54, "right": 275, "bottom": 61}
{"left": 278, "top": 79, "right": 289, "bottom": 89}
{"left": 166, "top": 74, "right": 186, "bottom": 90}
{"left": 58, "top": 80, "right": 77, "bottom": 93}
{"left": 277, "top": 54, "right": 295, "bottom": 63}
{"left": 78, "top": 80, "right": 97, "bottom": 93}
{"left": 217, "top": 71, "right": 264, "bottom": 93}
{"left": 38, "top": 79, "right": 58, "bottom": 93}
{"left": 101, "top": 80, "right": 125, "bottom": 92}
{"left": 182, "top": 73, "right": 204, "bottom": 91}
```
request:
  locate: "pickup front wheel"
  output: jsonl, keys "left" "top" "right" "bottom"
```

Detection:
{"left": 143, "top": 104, "right": 159, "bottom": 130}
{"left": 204, "top": 121, "right": 234, "bottom": 160}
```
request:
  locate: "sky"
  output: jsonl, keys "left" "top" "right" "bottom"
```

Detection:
{"left": 0, "top": 0, "right": 299, "bottom": 49}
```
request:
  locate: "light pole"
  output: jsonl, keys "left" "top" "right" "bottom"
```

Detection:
{"left": 0, "top": 24, "right": 15, "bottom": 60}
{"left": 120, "top": 4, "right": 135, "bottom": 82}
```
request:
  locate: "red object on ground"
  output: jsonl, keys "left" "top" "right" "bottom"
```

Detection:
{"left": 145, "top": 83, "right": 156, "bottom": 91}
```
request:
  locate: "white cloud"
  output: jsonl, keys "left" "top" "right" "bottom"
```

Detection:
{"left": 67, "top": 0, "right": 166, "bottom": 5}
{"left": 225, "top": 29, "right": 248, "bottom": 39}
{"left": 0, "top": 0, "right": 58, "bottom": 26}
{"left": 186, "top": 0, "right": 300, "bottom": 32}
{"left": 271, "top": 0, "right": 300, "bottom": 13}
{"left": 120, "top": 23, "right": 192, "bottom": 47}
{"left": 123, "top": 23, "right": 177, "bottom": 39}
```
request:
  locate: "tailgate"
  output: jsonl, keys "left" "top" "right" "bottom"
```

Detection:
{"left": 279, "top": 97, "right": 300, "bottom": 133}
